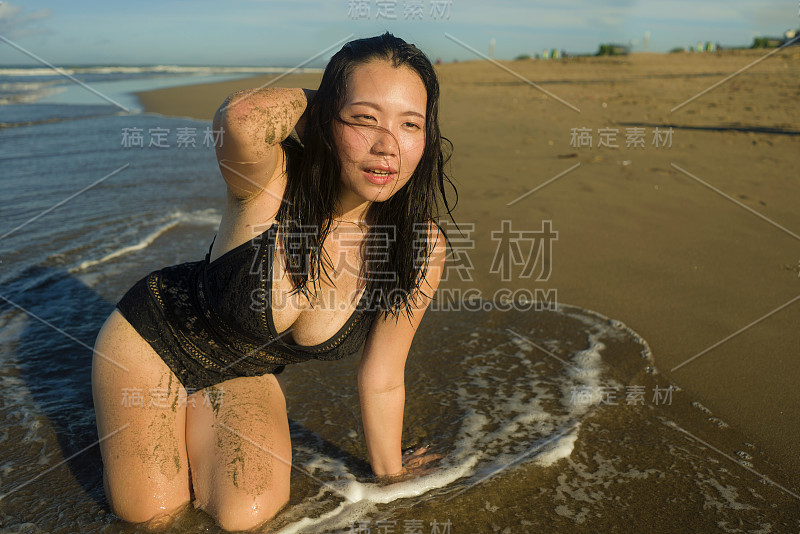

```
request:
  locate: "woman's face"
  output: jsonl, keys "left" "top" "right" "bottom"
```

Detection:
{"left": 334, "top": 59, "right": 427, "bottom": 210}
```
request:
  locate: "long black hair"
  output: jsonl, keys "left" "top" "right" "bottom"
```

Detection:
{"left": 277, "top": 32, "right": 457, "bottom": 320}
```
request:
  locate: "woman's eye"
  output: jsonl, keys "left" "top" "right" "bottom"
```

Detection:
{"left": 404, "top": 122, "right": 421, "bottom": 130}
{"left": 354, "top": 114, "right": 376, "bottom": 121}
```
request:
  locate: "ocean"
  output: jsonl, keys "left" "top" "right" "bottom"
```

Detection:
{"left": 1, "top": 66, "right": 797, "bottom": 533}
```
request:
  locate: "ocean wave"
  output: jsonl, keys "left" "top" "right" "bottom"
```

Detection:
{"left": 0, "top": 85, "right": 66, "bottom": 105}
{"left": 0, "top": 81, "right": 61, "bottom": 91}
{"left": 67, "top": 208, "right": 220, "bottom": 273}
{"left": 0, "top": 65, "right": 324, "bottom": 77}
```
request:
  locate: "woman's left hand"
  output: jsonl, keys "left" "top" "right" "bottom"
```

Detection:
{"left": 375, "top": 445, "right": 444, "bottom": 484}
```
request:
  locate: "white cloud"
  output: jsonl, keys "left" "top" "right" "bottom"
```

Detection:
{"left": 0, "top": 1, "right": 52, "bottom": 39}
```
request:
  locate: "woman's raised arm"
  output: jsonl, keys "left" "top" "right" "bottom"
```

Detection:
{"left": 212, "top": 87, "right": 314, "bottom": 200}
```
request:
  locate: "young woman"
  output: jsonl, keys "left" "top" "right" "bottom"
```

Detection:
{"left": 92, "top": 33, "right": 455, "bottom": 531}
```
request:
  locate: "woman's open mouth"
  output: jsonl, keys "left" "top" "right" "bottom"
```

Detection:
{"left": 362, "top": 166, "right": 397, "bottom": 185}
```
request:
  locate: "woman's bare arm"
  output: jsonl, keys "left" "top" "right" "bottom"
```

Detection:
{"left": 357, "top": 224, "right": 447, "bottom": 478}
{"left": 212, "top": 87, "right": 314, "bottom": 200}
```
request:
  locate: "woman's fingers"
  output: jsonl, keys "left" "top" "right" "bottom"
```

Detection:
{"left": 406, "top": 456, "right": 443, "bottom": 471}
{"left": 375, "top": 465, "right": 440, "bottom": 485}
{"left": 402, "top": 445, "right": 435, "bottom": 457}
{"left": 373, "top": 446, "right": 445, "bottom": 485}
{"left": 409, "top": 453, "right": 440, "bottom": 467}
{"left": 402, "top": 445, "right": 444, "bottom": 470}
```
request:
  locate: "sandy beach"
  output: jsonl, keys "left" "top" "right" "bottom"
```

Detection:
{"left": 134, "top": 48, "right": 800, "bottom": 518}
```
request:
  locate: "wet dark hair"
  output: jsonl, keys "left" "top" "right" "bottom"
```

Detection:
{"left": 277, "top": 32, "right": 457, "bottom": 320}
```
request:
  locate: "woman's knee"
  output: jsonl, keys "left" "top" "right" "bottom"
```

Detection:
{"left": 104, "top": 469, "right": 190, "bottom": 525}
{"left": 207, "top": 490, "right": 290, "bottom": 532}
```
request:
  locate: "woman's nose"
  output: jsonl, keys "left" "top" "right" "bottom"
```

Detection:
{"left": 370, "top": 128, "right": 398, "bottom": 156}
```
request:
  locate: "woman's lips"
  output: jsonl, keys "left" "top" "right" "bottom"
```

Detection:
{"left": 362, "top": 168, "right": 396, "bottom": 185}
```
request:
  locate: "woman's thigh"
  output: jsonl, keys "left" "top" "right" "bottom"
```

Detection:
{"left": 91, "top": 309, "right": 191, "bottom": 524}
{"left": 186, "top": 372, "right": 292, "bottom": 532}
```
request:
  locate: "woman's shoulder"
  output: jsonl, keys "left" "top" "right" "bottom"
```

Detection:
{"left": 421, "top": 219, "right": 446, "bottom": 248}
{"left": 427, "top": 221, "right": 447, "bottom": 264}
{"left": 410, "top": 219, "right": 447, "bottom": 268}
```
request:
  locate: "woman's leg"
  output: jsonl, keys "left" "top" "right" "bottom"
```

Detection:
{"left": 186, "top": 372, "right": 292, "bottom": 532}
{"left": 91, "top": 310, "right": 191, "bottom": 525}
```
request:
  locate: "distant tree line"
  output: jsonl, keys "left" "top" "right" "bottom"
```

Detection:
{"left": 595, "top": 44, "right": 629, "bottom": 56}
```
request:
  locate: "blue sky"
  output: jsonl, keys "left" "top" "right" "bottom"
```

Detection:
{"left": 0, "top": 0, "right": 796, "bottom": 66}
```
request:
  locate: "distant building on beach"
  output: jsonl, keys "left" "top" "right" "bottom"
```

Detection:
{"left": 750, "top": 28, "right": 799, "bottom": 48}
{"left": 533, "top": 48, "right": 566, "bottom": 60}
{"left": 669, "top": 27, "right": 799, "bottom": 53}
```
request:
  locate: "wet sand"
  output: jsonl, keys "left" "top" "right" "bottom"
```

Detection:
{"left": 133, "top": 49, "right": 800, "bottom": 524}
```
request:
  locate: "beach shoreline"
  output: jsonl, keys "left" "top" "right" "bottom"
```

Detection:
{"left": 132, "top": 49, "right": 800, "bottom": 496}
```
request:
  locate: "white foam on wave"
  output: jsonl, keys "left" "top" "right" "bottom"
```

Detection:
{"left": 275, "top": 453, "right": 478, "bottom": 534}
{"left": 0, "top": 85, "right": 66, "bottom": 105}
{"left": 0, "top": 81, "right": 61, "bottom": 92}
{"left": 0, "top": 314, "right": 61, "bottom": 480}
{"left": 563, "top": 304, "right": 654, "bottom": 363}
{"left": 275, "top": 303, "right": 642, "bottom": 532}
{"left": 67, "top": 208, "right": 220, "bottom": 274}
{"left": 68, "top": 220, "right": 181, "bottom": 273}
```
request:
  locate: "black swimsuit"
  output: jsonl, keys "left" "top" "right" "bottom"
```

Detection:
{"left": 115, "top": 221, "right": 377, "bottom": 392}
